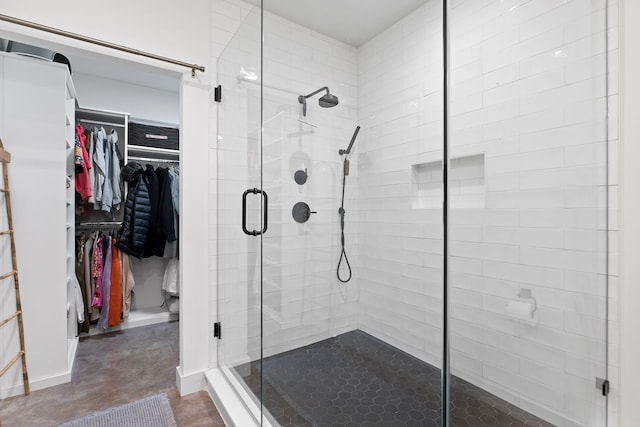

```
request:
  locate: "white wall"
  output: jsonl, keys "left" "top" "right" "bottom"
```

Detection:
{"left": 73, "top": 73, "right": 180, "bottom": 125}
{"left": 1, "top": 0, "right": 209, "bottom": 70}
{"left": 356, "top": 0, "right": 444, "bottom": 367}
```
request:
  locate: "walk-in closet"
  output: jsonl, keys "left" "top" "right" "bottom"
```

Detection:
{"left": 0, "top": 35, "right": 183, "bottom": 397}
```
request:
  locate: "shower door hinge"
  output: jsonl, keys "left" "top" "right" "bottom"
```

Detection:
{"left": 596, "top": 377, "right": 610, "bottom": 396}
{"left": 213, "top": 322, "right": 222, "bottom": 339}
{"left": 214, "top": 85, "right": 222, "bottom": 103}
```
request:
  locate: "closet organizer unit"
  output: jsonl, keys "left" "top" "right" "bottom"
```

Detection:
{"left": 74, "top": 109, "right": 179, "bottom": 335}
{"left": 0, "top": 51, "right": 78, "bottom": 397}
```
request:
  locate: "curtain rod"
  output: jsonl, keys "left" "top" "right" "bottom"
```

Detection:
{"left": 0, "top": 14, "right": 205, "bottom": 76}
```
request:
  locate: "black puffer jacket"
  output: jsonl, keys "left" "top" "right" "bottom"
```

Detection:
{"left": 116, "top": 162, "right": 151, "bottom": 258}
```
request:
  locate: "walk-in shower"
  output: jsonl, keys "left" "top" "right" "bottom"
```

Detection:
{"left": 215, "top": 0, "right": 613, "bottom": 425}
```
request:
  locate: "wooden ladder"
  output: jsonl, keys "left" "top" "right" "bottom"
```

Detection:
{"left": 0, "top": 138, "right": 29, "bottom": 396}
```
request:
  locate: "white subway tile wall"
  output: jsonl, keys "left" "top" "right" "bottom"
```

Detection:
{"left": 211, "top": 0, "right": 618, "bottom": 425}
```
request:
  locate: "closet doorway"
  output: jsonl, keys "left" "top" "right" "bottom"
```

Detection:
{"left": 0, "top": 29, "right": 192, "bottom": 403}
{"left": 67, "top": 47, "right": 182, "bottom": 340}
{"left": 67, "top": 46, "right": 183, "bottom": 380}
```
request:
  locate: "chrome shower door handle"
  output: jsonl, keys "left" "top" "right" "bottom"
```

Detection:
{"left": 242, "top": 188, "right": 268, "bottom": 236}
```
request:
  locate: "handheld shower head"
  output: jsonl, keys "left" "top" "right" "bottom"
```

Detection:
{"left": 339, "top": 126, "right": 361, "bottom": 156}
{"left": 298, "top": 86, "right": 339, "bottom": 117}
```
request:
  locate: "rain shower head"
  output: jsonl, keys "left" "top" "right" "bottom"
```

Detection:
{"left": 319, "top": 92, "right": 339, "bottom": 108}
{"left": 298, "top": 86, "right": 338, "bottom": 117}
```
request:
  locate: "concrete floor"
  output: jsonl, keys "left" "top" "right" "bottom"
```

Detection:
{"left": 0, "top": 321, "right": 225, "bottom": 427}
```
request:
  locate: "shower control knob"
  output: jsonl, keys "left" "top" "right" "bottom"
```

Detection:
{"left": 294, "top": 168, "right": 308, "bottom": 185}
{"left": 292, "top": 202, "right": 316, "bottom": 223}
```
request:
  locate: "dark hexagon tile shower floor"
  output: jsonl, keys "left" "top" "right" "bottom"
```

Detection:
{"left": 234, "top": 330, "right": 555, "bottom": 427}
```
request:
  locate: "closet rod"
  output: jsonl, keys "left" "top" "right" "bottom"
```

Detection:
{"left": 128, "top": 156, "right": 179, "bottom": 164}
{"left": 77, "top": 221, "right": 120, "bottom": 226}
{"left": 78, "top": 118, "right": 125, "bottom": 128}
{"left": 0, "top": 14, "right": 205, "bottom": 76}
{"left": 76, "top": 222, "right": 121, "bottom": 229}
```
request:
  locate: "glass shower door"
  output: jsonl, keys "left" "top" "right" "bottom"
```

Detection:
{"left": 257, "top": 1, "right": 445, "bottom": 426}
{"left": 215, "top": 7, "right": 265, "bottom": 423}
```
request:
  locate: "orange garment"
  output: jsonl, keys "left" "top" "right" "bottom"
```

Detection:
{"left": 108, "top": 239, "right": 123, "bottom": 327}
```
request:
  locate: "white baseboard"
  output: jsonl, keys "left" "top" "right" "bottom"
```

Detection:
{"left": 81, "top": 309, "right": 178, "bottom": 337}
{"left": 175, "top": 367, "right": 205, "bottom": 396}
{"left": 1, "top": 337, "right": 79, "bottom": 399}
{"left": 1, "top": 370, "right": 71, "bottom": 399}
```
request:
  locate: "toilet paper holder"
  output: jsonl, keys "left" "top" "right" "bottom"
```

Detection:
{"left": 518, "top": 288, "right": 537, "bottom": 313}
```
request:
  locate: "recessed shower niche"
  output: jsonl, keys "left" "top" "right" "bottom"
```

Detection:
{"left": 411, "top": 153, "right": 485, "bottom": 209}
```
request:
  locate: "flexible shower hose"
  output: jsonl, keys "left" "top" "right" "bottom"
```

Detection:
{"left": 337, "top": 157, "right": 352, "bottom": 283}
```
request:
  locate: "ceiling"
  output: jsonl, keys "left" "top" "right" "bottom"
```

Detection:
{"left": 256, "top": 0, "right": 427, "bottom": 47}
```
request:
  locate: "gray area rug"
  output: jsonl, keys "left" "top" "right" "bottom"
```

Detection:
{"left": 58, "top": 393, "right": 177, "bottom": 427}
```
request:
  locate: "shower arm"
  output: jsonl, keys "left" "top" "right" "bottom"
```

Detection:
{"left": 299, "top": 86, "right": 330, "bottom": 101}
{"left": 298, "top": 87, "right": 330, "bottom": 116}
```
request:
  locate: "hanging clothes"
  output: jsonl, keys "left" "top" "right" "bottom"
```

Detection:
{"left": 73, "top": 272, "right": 85, "bottom": 323}
{"left": 74, "top": 125, "right": 92, "bottom": 201}
{"left": 76, "top": 234, "right": 90, "bottom": 333}
{"left": 143, "top": 165, "right": 160, "bottom": 258}
{"left": 87, "top": 128, "right": 96, "bottom": 205}
{"left": 117, "top": 162, "right": 151, "bottom": 258}
{"left": 97, "top": 238, "right": 112, "bottom": 330}
{"left": 92, "top": 127, "right": 107, "bottom": 210}
{"left": 162, "top": 258, "right": 179, "bottom": 314}
{"left": 84, "top": 232, "right": 100, "bottom": 321}
{"left": 100, "top": 131, "right": 113, "bottom": 213}
{"left": 162, "top": 167, "right": 180, "bottom": 258}
{"left": 108, "top": 240, "right": 122, "bottom": 327}
{"left": 154, "top": 167, "right": 176, "bottom": 256}
{"left": 121, "top": 252, "right": 135, "bottom": 319}
{"left": 162, "top": 258, "right": 179, "bottom": 296}
{"left": 108, "top": 130, "right": 122, "bottom": 211}
{"left": 91, "top": 233, "right": 105, "bottom": 308}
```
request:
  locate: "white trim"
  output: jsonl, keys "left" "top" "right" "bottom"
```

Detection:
{"left": 1, "top": 336, "right": 77, "bottom": 399}
{"left": 0, "top": 371, "right": 71, "bottom": 399}
{"left": 175, "top": 366, "right": 205, "bottom": 396}
{"left": 80, "top": 310, "right": 178, "bottom": 337}
{"left": 204, "top": 368, "right": 266, "bottom": 427}
{"left": 619, "top": 1, "right": 640, "bottom": 426}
